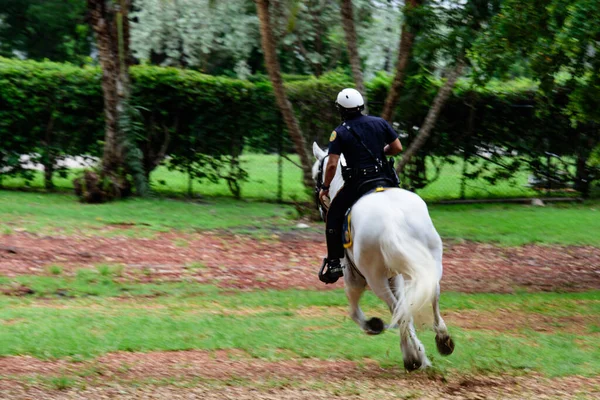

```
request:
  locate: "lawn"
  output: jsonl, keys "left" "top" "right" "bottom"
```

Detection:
{"left": 1, "top": 274, "right": 598, "bottom": 378}
{"left": 2, "top": 170, "right": 599, "bottom": 396}
{"left": 1, "top": 191, "right": 599, "bottom": 246}
{"left": 0, "top": 191, "right": 295, "bottom": 237}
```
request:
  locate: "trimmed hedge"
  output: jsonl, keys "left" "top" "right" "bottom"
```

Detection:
{"left": 0, "top": 57, "right": 597, "bottom": 196}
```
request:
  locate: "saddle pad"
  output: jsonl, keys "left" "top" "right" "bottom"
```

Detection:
{"left": 342, "top": 209, "right": 353, "bottom": 249}
{"left": 342, "top": 186, "right": 391, "bottom": 249}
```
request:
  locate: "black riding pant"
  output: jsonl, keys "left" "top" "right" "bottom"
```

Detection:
{"left": 325, "top": 177, "right": 390, "bottom": 260}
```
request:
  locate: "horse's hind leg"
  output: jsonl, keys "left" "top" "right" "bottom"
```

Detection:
{"left": 368, "top": 276, "right": 430, "bottom": 371}
{"left": 345, "top": 286, "right": 385, "bottom": 335}
{"left": 401, "top": 318, "right": 431, "bottom": 371}
{"left": 433, "top": 283, "right": 454, "bottom": 355}
{"left": 344, "top": 261, "right": 384, "bottom": 335}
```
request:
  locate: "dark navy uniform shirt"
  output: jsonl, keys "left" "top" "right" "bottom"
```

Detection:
{"left": 328, "top": 114, "right": 399, "bottom": 169}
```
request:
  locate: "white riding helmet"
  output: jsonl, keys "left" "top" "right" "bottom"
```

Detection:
{"left": 335, "top": 88, "right": 365, "bottom": 110}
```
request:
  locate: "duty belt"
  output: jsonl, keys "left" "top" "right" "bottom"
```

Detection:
{"left": 342, "top": 165, "right": 383, "bottom": 181}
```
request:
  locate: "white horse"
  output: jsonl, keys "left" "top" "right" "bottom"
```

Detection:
{"left": 312, "top": 142, "right": 454, "bottom": 371}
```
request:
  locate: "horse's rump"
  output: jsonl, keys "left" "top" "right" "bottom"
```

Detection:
{"left": 348, "top": 188, "right": 440, "bottom": 327}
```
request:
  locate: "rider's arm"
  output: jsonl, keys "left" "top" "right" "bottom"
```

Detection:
{"left": 322, "top": 154, "right": 340, "bottom": 188}
{"left": 384, "top": 139, "right": 403, "bottom": 156}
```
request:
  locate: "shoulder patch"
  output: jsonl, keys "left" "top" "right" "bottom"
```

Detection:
{"left": 329, "top": 130, "right": 337, "bottom": 142}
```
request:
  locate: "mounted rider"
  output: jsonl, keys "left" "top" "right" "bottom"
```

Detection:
{"left": 318, "top": 88, "right": 404, "bottom": 284}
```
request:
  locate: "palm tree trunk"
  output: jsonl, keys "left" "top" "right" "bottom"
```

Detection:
{"left": 87, "top": 0, "right": 130, "bottom": 174}
{"left": 79, "top": 0, "right": 140, "bottom": 201}
{"left": 255, "top": 0, "right": 313, "bottom": 188}
{"left": 340, "top": 0, "right": 368, "bottom": 113}
{"left": 396, "top": 59, "right": 466, "bottom": 173}
{"left": 381, "top": 0, "right": 421, "bottom": 122}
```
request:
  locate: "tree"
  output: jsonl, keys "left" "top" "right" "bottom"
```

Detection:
{"left": 76, "top": 0, "right": 147, "bottom": 202}
{"left": 396, "top": 59, "right": 465, "bottom": 171}
{"left": 280, "top": 0, "right": 346, "bottom": 77}
{"left": 130, "top": 0, "right": 363, "bottom": 78}
{"left": 130, "top": 0, "right": 260, "bottom": 78}
{"left": 395, "top": 0, "right": 502, "bottom": 173}
{"left": 381, "top": 0, "right": 421, "bottom": 122}
{"left": 359, "top": 0, "right": 402, "bottom": 80}
{"left": 340, "top": 0, "right": 368, "bottom": 111}
{"left": 0, "top": 0, "right": 91, "bottom": 63}
{"left": 472, "top": 0, "right": 600, "bottom": 196}
{"left": 255, "top": 0, "right": 313, "bottom": 188}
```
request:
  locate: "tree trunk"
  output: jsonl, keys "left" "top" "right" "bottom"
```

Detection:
{"left": 255, "top": 0, "right": 313, "bottom": 188}
{"left": 87, "top": 0, "right": 126, "bottom": 174}
{"left": 340, "top": 0, "right": 368, "bottom": 113}
{"left": 397, "top": 59, "right": 466, "bottom": 173}
{"left": 43, "top": 111, "right": 56, "bottom": 191}
{"left": 574, "top": 136, "right": 597, "bottom": 198}
{"left": 80, "top": 0, "right": 138, "bottom": 202}
{"left": 381, "top": 0, "right": 421, "bottom": 122}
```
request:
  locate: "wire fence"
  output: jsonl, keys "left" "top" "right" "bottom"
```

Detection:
{"left": 152, "top": 149, "right": 590, "bottom": 203}
{"left": 1, "top": 149, "right": 594, "bottom": 203}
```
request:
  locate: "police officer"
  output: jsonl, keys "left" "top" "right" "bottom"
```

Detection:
{"left": 318, "top": 88, "right": 403, "bottom": 284}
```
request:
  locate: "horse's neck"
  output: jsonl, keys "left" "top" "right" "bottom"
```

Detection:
{"left": 329, "top": 155, "right": 346, "bottom": 200}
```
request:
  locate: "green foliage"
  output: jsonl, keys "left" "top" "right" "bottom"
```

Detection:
{"left": 0, "top": 0, "right": 90, "bottom": 63}
{"left": 470, "top": 0, "right": 600, "bottom": 196}
{"left": 1, "top": 57, "right": 598, "bottom": 197}
{"left": 0, "top": 58, "right": 103, "bottom": 185}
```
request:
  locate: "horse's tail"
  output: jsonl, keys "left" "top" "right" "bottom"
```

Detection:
{"left": 380, "top": 213, "right": 437, "bottom": 329}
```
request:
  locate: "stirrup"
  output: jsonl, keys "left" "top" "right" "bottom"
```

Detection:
{"left": 318, "top": 258, "right": 344, "bottom": 284}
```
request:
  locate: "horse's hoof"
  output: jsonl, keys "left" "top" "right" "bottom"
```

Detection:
{"left": 364, "top": 317, "right": 385, "bottom": 335}
{"left": 435, "top": 334, "right": 455, "bottom": 356}
{"left": 403, "top": 358, "right": 422, "bottom": 372}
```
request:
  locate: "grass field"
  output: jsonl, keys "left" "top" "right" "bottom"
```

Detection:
{"left": 1, "top": 191, "right": 599, "bottom": 246}
{"left": 1, "top": 184, "right": 599, "bottom": 397}
{"left": 1, "top": 153, "right": 568, "bottom": 202}
{"left": 1, "top": 273, "right": 599, "bottom": 378}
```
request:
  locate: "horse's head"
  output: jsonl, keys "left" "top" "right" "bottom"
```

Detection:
{"left": 312, "top": 142, "right": 328, "bottom": 219}
{"left": 312, "top": 142, "right": 346, "bottom": 219}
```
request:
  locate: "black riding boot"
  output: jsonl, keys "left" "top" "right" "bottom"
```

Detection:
{"left": 319, "top": 258, "right": 343, "bottom": 284}
{"left": 318, "top": 228, "right": 345, "bottom": 284}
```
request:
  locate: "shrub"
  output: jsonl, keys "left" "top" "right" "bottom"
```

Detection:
{"left": 1, "top": 57, "right": 597, "bottom": 197}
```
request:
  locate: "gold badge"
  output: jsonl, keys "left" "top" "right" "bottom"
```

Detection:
{"left": 329, "top": 131, "right": 337, "bottom": 142}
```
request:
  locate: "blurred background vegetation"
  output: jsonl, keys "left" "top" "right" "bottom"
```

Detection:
{"left": 0, "top": 0, "right": 598, "bottom": 203}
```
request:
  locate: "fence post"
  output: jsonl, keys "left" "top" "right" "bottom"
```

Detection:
{"left": 187, "top": 164, "right": 193, "bottom": 198}
{"left": 277, "top": 126, "right": 283, "bottom": 203}
{"left": 460, "top": 151, "right": 468, "bottom": 200}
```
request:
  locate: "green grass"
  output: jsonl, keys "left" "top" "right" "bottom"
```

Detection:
{"left": 430, "top": 201, "right": 600, "bottom": 246}
{"left": 1, "top": 279, "right": 599, "bottom": 377}
{"left": 2, "top": 191, "right": 600, "bottom": 246}
{"left": 150, "top": 154, "right": 308, "bottom": 202}
{"left": 0, "top": 191, "right": 296, "bottom": 236}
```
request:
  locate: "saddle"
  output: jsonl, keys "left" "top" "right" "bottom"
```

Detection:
{"left": 342, "top": 186, "right": 392, "bottom": 249}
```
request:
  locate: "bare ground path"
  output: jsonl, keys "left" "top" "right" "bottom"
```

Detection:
{"left": 1, "top": 350, "right": 599, "bottom": 399}
{"left": 1, "top": 231, "right": 599, "bottom": 292}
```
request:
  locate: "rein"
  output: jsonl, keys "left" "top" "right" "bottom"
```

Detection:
{"left": 314, "top": 156, "right": 327, "bottom": 216}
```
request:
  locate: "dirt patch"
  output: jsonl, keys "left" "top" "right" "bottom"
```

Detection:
{"left": 295, "top": 306, "right": 348, "bottom": 318}
{"left": 1, "top": 351, "right": 599, "bottom": 399}
{"left": 1, "top": 231, "right": 600, "bottom": 292}
{"left": 1, "top": 283, "right": 35, "bottom": 296}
